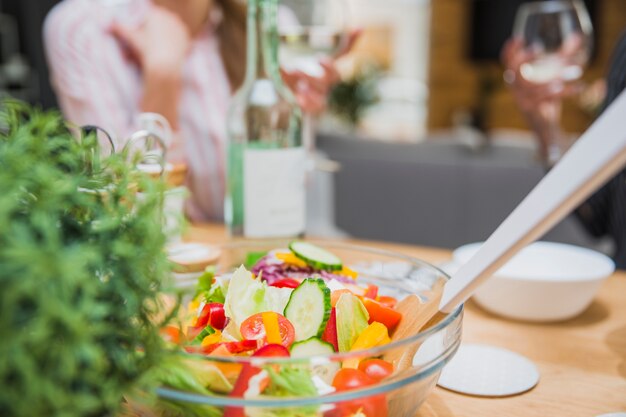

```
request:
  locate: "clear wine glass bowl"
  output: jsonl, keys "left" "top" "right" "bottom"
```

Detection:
{"left": 158, "top": 241, "right": 463, "bottom": 417}
{"left": 277, "top": 0, "right": 350, "bottom": 164}
{"left": 277, "top": 0, "right": 349, "bottom": 73}
{"left": 514, "top": 0, "right": 593, "bottom": 85}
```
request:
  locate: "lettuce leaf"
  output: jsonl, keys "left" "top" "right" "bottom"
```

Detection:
{"left": 223, "top": 266, "right": 294, "bottom": 339}
{"left": 224, "top": 266, "right": 267, "bottom": 338}
{"left": 264, "top": 366, "right": 318, "bottom": 397}
{"left": 193, "top": 266, "right": 226, "bottom": 304}
{"left": 148, "top": 354, "right": 222, "bottom": 417}
{"left": 244, "top": 366, "right": 320, "bottom": 417}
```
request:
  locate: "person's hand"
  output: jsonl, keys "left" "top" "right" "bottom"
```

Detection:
{"left": 502, "top": 37, "right": 585, "bottom": 163}
{"left": 110, "top": 5, "right": 192, "bottom": 76}
{"left": 282, "top": 30, "right": 361, "bottom": 115}
{"left": 110, "top": 5, "right": 192, "bottom": 131}
{"left": 501, "top": 37, "right": 583, "bottom": 115}
{"left": 281, "top": 59, "right": 340, "bottom": 114}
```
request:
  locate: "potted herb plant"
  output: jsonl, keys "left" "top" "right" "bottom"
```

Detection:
{"left": 0, "top": 101, "right": 173, "bottom": 417}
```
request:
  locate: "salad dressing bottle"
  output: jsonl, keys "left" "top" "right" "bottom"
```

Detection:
{"left": 225, "top": 0, "right": 305, "bottom": 238}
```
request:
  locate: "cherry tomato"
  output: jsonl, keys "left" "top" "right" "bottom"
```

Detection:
{"left": 253, "top": 343, "right": 290, "bottom": 357}
{"left": 329, "top": 369, "right": 388, "bottom": 417}
{"left": 269, "top": 278, "right": 301, "bottom": 289}
{"left": 240, "top": 312, "right": 295, "bottom": 348}
{"left": 358, "top": 359, "right": 394, "bottom": 382}
{"left": 332, "top": 368, "right": 375, "bottom": 391}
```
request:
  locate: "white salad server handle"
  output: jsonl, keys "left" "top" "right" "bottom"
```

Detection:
{"left": 439, "top": 90, "right": 626, "bottom": 313}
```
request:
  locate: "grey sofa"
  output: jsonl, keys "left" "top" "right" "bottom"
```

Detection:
{"left": 317, "top": 132, "right": 605, "bottom": 251}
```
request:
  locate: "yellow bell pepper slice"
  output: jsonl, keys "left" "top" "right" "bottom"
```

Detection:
{"left": 343, "top": 322, "right": 391, "bottom": 368}
{"left": 338, "top": 266, "right": 358, "bottom": 279}
{"left": 201, "top": 329, "right": 222, "bottom": 347}
{"left": 262, "top": 312, "right": 283, "bottom": 345}
{"left": 275, "top": 252, "right": 308, "bottom": 268}
{"left": 188, "top": 299, "right": 200, "bottom": 313}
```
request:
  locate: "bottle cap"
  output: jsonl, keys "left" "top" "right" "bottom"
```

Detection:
{"left": 167, "top": 242, "right": 221, "bottom": 273}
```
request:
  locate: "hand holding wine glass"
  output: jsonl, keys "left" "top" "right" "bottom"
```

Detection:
{"left": 503, "top": 0, "right": 593, "bottom": 165}
{"left": 277, "top": 0, "right": 353, "bottom": 157}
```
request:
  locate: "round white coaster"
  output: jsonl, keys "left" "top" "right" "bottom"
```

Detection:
{"left": 437, "top": 344, "right": 539, "bottom": 397}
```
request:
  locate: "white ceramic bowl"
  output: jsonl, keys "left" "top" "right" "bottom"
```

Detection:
{"left": 452, "top": 241, "right": 615, "bottom": 322}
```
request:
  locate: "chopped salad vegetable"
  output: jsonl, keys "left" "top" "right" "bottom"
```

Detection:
{"left": 164, "top": 242, "right": 406, "bottom": 417}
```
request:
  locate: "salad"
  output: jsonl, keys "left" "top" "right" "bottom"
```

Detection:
{"left": 161, "top": 242, "right": 406, "bottom": 417}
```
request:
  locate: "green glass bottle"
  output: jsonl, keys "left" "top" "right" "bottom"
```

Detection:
{"left": 225, "top": 0, "right": 304, "bottom": 238}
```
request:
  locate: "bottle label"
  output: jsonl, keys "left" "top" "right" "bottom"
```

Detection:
{"left": 243, "top": 147, "right": 306, "bottom": 237}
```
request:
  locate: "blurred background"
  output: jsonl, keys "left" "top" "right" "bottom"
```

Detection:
{"left": 2, "top": 0, "right": 626, "bottom": 251}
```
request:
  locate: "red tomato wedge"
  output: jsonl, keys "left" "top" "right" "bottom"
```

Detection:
{"left": 240, "top": 312, "right": 295, "bottom": 348}
{"left": 361, "top": 298, "right": 402, "bottom": 331}
{"left": 224, "top": 344, "right": 289, "bottom": 417}
{"left": 358, "top": 359, "right": 394, "bottom": 382}
{"left": 321, "top": 307, "right": 338, "bottom": 351}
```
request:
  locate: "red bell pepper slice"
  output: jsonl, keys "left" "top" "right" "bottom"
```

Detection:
{"left": 200, "top": 340, "right": 259, "bottom": 355}
{"left": 363, "top": 284, "right": 379, "bottom": 300}
{"left": 361, "top": 298, "right": 402, "bottom": 331}
{"left": 321, "top": 307, "right": 339, "bottom": 352}
{"left": 269, "top": 278, "right": 301, "bottom": 289}
{"left": 196, "top": 303, "right": 227, "bottom": 330}
{"left": 224, "top": 344, "right": 290, "bottom": 417}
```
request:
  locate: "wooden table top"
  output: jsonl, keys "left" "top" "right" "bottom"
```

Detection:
{"left": 186, "top": 224, "right": 626, "bottom": 417}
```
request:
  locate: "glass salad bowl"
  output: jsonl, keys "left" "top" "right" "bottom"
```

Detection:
{"left": 158, "top": 241, "right": 463, "bottom": 417}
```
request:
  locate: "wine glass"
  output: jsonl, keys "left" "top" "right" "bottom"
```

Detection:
{"left": 513, "top": 0, "right": 593, "bottom": 165}
{"left": 277, "top": 0, "right": 350, "bottom": 166}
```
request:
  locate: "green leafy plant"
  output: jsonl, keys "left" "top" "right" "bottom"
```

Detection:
{"left": 328, "top": 66, "right": 380, "bottom": 126}
{"left": 0, "top": 101, "right": 171, "bottom": 417}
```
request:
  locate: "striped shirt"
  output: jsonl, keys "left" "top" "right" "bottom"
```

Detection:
{"left": 575, "top": 31, "right": 626, "bottom": 269}
{"left": 44, "top": 0, "right": 232, "bottom": 222}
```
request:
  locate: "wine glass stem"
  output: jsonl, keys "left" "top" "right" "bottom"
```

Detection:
{"left": 303, "top": 111, "right": 316, "bottom": 167}
{"left": 540, "top": 98, "right": 564, "bottom": 166}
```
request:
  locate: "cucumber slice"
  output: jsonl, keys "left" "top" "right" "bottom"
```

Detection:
{"left": 284, "top": 278, "right": 331, "bottom": 341}
{"left": 289, "top": 241, "right": 343, "bottom": 271}
{"left": 290, "top": 337, "right": 335, "bottom": 357}
{"left": 290, "top": 337, "right": 339, "bottom": 384}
